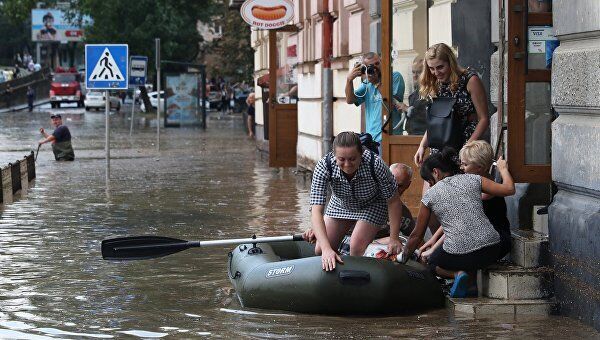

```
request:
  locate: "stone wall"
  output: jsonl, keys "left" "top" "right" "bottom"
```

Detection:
{"left": 548, "top": 0, "right": 600, "bottom": 331}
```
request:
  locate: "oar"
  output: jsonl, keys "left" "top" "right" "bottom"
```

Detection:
{"left": 102, "top": 234, "right": 305, "bottom": 261}
{"left": 34, "top": 143, "right": 41, "bottom": 162}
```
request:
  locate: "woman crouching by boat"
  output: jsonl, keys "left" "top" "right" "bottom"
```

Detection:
{"left": 306, "top": 131, "right": 405, "bottom": 272}
{"left": 400, "top": 147, "right": 515, "bottom": 297}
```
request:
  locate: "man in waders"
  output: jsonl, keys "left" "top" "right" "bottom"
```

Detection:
{"left": 39, "top": 114, "right": 75, "bottom": 161}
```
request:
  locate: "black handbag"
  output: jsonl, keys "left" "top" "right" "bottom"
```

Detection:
{"left": 426, "top": 96, "right": 462, "bottom": 150}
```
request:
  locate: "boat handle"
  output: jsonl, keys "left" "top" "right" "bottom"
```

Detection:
{"left": 227, "top": 252, "right": 241, "bottom": 280}
{"left": 338, "top": 270, "right": 370, "bottom": 285}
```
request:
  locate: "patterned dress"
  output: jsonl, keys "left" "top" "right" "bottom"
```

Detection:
{"left": 310, "top": 150, "right": 397, "bottom": 226}
{"left": 430, "top": 69, "right": 479, "bottom": 154}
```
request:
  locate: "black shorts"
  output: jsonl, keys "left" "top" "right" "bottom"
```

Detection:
{"left": 427, "top": 239, "right": 508, "bottom": 274}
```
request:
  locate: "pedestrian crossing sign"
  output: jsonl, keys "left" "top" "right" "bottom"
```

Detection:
{"left": 85, "top": 44, "right": 128, "bottom": 90}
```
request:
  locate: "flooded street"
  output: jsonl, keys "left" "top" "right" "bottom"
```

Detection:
{"left": 0, "top": 107, "right": 598, "bottom": 339}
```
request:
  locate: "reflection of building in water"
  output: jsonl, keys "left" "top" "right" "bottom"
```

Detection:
{"left": 246, "top": 163, "right": 310, "bottom": 236}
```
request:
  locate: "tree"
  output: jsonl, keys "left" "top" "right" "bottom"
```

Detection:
{"left": 74, "top": 0, "right": 220, "bottom": 66}
{"left": 202, "top": 3, "right": 254, "bottom": 83}
{"left": 0, "top": 0, "right": 56, "bottom": 65}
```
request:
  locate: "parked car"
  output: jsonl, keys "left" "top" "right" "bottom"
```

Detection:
{"left": 207, "top": 85, "right": 222, "bottom": 109}
{"left": 140, "top": 91, "right": 165, "bottom": 112}
{"left": 84, "top": 91, "right": 121, "bottom": 111}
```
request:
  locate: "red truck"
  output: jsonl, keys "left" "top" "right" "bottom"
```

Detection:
{"left": 50, "top": 67, "right": 84, "bottom": 108}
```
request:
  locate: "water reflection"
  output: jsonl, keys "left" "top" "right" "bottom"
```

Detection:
{"left": 0, "top": 110, "right": 597, "bottom": 338}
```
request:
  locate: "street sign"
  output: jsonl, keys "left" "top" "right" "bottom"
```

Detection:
{"left": 129, "top": 55, "right": 148, "bottom": 87}
{"left": 85, "top": 44, "right": 129, "bottom": 90}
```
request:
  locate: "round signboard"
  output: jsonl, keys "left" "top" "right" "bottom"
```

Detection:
{"left": 240, "top": 0, "right": 294, "bottom": 30}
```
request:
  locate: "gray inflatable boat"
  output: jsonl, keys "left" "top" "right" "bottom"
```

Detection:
{"left": 228, "top": 240, "right": 444, "bottom": 314}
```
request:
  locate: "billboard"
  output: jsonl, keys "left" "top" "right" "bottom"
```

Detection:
{"left": 165, "top": 73, "right": 201, "bottom": 126}
{"left": 31, "top": 9, "right": 90, "bottom": 42}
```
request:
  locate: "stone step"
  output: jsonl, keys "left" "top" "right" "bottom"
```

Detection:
{"left": 510, "top": 229, "right": 549, "bottom": 268}
{"left": 482, "top": 264, "right": 554, "bottom": 300}
{"left": 448, "top": 297, "right": 557, "bottom": 316}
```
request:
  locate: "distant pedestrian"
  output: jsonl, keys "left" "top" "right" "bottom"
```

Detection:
{"left": 246, "top": 92, "right": 255, "bottom": 138}
{"left": 5, "top": 83, "right": 12, "bottom": 108}
{"left": 27, "top": 86, "right": 35, "bottom": 112}
{"left": 221, "top": 86, "right": 228, "bottom": 114}
{"left": 39, "top": 114, "right": 75, "bottom": 161}
{"left": 14, "top": 64, "right": 20, "bottom": 78}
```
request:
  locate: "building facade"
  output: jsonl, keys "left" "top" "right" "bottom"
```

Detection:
{"left": 249, "top": 0, "right": 600, "bottom": 330}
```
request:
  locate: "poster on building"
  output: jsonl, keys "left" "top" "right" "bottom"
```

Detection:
{"left": 165, "top": 73, "right": 201, "bottom": 126}
{"left": 31, "top": 9, "right": 90, "bottom": 42}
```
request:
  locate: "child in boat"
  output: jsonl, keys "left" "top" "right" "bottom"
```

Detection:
{"left": 305, "top": 131, "right": 405, "bottom": 271}
{"left": 419, "top": 140, "right": 512, "bottom": 263}
{"left": 400, "top": 147, "right": 515, "bottom": 297}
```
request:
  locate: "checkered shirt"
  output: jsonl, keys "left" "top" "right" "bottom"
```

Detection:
{"left": 310, "top": 150, "right": 397, "bottom": 226}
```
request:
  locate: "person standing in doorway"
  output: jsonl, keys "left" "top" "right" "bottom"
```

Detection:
{"left": 246, "top": 92, "right": 256, "bottom": 138}
{"left": 345, "top": 52, "right": 405, "bottom": 154}
{"left": 39, "top": 114, "right": 75, "bottom": 161}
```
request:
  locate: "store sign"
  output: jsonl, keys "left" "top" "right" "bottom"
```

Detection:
{"left": 240, "top": 0, "right": 294, "bottom": 30}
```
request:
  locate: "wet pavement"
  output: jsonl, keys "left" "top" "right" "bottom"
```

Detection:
{"left": 0, "top": 106, "right": 598, "bottom": 338}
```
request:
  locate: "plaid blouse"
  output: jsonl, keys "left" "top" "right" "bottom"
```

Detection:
{"left": 310, "top": 150, "right": 397, "bottom": 226}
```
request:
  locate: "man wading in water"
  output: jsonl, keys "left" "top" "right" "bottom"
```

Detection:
{"left": 39, "top": 114, "right": 75, "bottom": 161}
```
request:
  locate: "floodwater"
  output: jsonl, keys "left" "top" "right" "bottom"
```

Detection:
{"left": 0, "top": 106, "right": 598, "bottom": 339}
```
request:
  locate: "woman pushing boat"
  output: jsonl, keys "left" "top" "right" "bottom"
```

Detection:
{"left": 306, "top": 131, "right": 405, "bottom": 271}
{"left": 400, "top": 147, "right": 515, "bottom": 297}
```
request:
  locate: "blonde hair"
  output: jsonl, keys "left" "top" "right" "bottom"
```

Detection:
{"left": 459, "top": 140, "right": 494, "bottom": 172}
{"left": 419, "top": 43, "right": 463, "bottom": 99}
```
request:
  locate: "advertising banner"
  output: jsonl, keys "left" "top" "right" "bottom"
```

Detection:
{"left": 32, "top": 9, "right": 90, "bottom": 42}
{"left": 165, "top": 73, "right": 201, "bottom": 126}
{"left": 240, "top": 0, "right": 294, "bottom": 30}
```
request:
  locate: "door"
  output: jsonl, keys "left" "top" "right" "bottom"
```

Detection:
{"left": 268, "top": 28, "right": 298, "bottom": 167}
{"left": 506, "top": 0, "right": 553, "bottom": 182}
{"left": 380, "top": 0, "right": 430, "bottom": 215}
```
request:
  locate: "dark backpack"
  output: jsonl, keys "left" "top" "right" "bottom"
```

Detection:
{"left": 358, "top": 132, "right": 380, "bottom": 155}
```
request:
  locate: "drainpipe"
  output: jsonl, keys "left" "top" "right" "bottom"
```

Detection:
{"left": 321, "top": 1, "right": 334, "bottom": 155}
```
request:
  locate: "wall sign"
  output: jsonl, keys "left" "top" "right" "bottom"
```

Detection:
{"left": 240, "top": 0, "right": 294, "bottom": 30}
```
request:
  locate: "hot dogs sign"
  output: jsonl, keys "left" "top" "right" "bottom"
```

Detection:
{"left": 240, "top": 0, "right": 294, "bottom": 30}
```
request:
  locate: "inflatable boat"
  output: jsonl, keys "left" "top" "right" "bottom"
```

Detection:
{"left": 227, "top": 240, "right": 445, "bottom": 315}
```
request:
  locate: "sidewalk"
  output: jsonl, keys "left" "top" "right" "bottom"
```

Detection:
{"left": 0, "top": 98, "right": 50, "bottom": 114}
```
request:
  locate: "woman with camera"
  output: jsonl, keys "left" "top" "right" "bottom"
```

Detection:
{"left": 413, "top": 43, "right": 490, "bottom": 166}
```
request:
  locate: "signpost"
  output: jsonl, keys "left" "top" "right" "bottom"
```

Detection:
{"left": 155, "top": 38, "right": 161, "bottom": 152}
{"left": 85, "top": 44, "right": 129, "bottom": 183}
{"left": 129, "top": 55, "right": 148, "bottom": 136}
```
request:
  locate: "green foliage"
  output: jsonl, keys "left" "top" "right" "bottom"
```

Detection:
{"left": 75, "top": 0, "right": 220, "bottom": 65}
{"left": 0, "top": 0, "right": 52, "bottom": 24}
{"left": 203, "top": 3, "right": 254, "bottom": 82}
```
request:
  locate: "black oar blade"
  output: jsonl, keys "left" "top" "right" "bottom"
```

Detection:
{"left": 102, "top": 236, "right": 194, "bottom": 260}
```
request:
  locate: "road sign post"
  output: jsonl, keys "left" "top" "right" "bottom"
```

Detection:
{"left": 85, "top": 44, "right": 129, "bottom": 182}
{"left": 155, "top": 38, "right": 161, "bottom": 152}
{"left": 129, "top": 56, "right": 148, "bottom": 136}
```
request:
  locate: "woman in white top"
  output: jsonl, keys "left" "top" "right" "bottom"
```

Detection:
{"left": 401, "top": 147, "right": 515, "bottom": 297}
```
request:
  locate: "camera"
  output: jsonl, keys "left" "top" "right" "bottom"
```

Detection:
{"left": 360, "top": 64, "right": 377, "bottom": 76}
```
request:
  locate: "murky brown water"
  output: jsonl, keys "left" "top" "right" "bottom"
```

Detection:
{"left": 0, "top": 106, "right": 598, "bottom": 338}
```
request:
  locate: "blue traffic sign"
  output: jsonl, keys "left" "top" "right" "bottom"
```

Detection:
{"left": 85, "top": 44, "right": 129, "bottom": 90}
{"left": 129, "top": 55, "right": 148, "bottom": 87}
